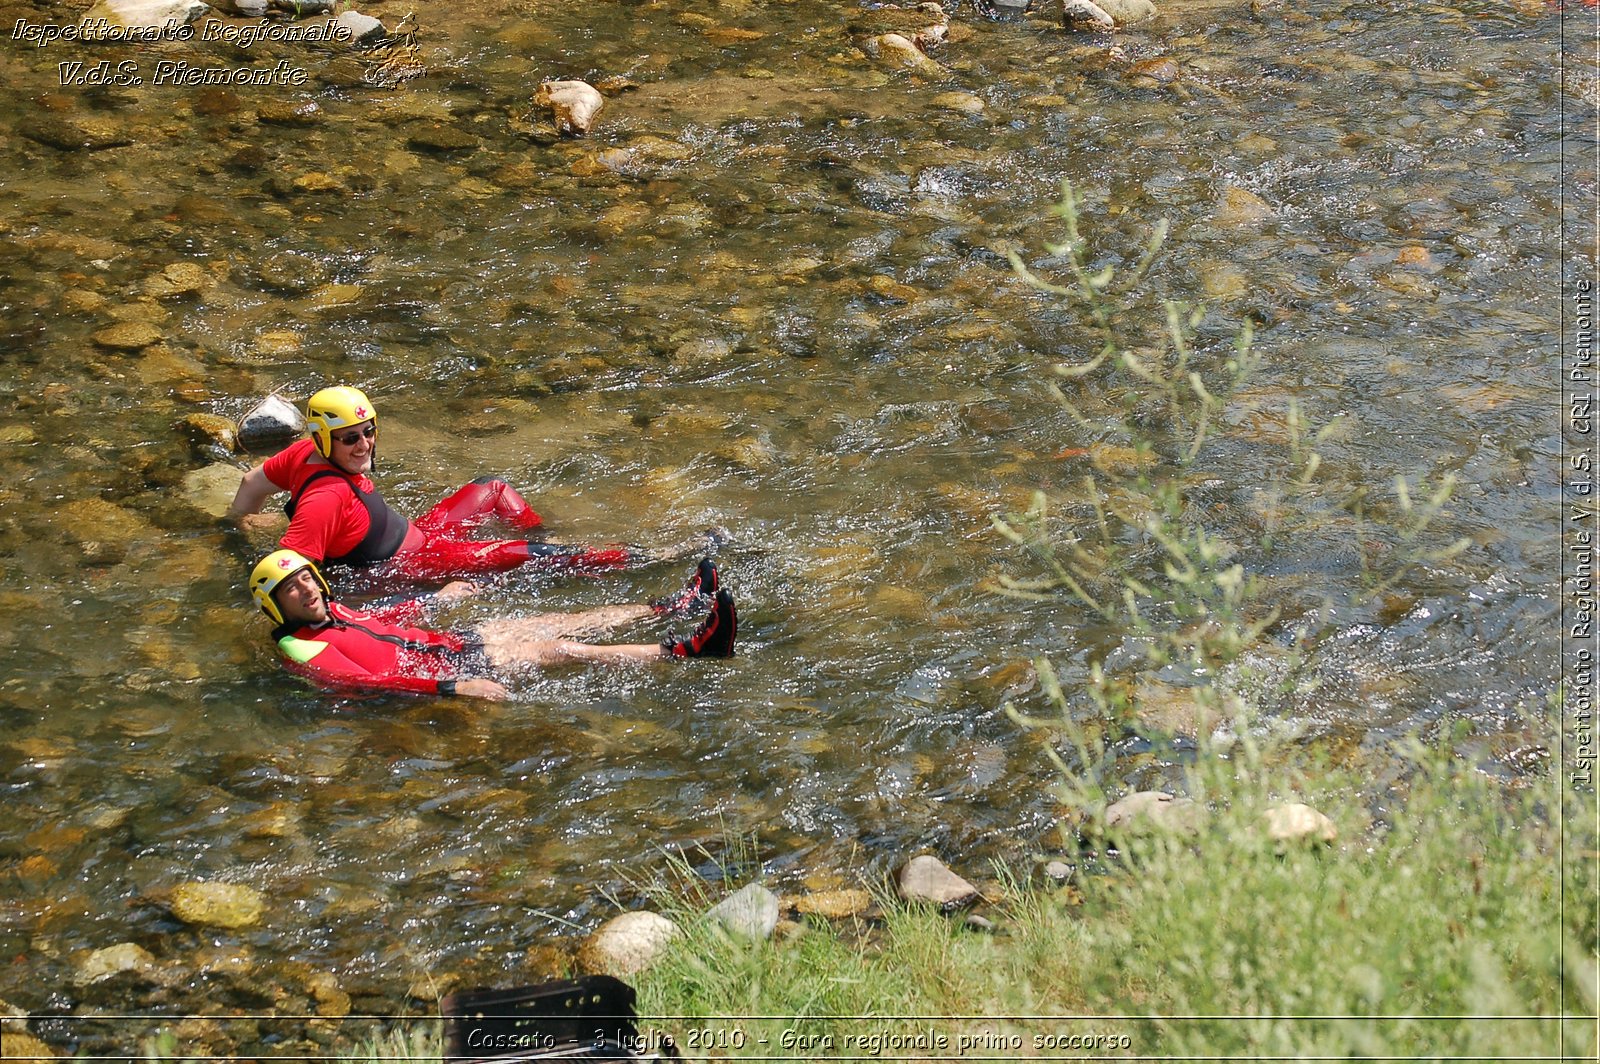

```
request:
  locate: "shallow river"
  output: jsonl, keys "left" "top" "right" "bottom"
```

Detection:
{"left": 0, "top": 0, "right": 1581, "bottom": 1046}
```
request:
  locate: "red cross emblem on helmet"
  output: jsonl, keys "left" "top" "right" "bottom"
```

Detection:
{"left": 277, "top": 557, "right": 293, "bottom": 570}
{"left": 354, "top": 405, "right": 368, "bottom": 418}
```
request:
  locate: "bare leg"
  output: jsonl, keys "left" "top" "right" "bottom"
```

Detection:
{"left": 475, "top": 605, "right": 654, "bottom": 648}
{"left": 487, "top": 639, "right": 666, "bottom": 669}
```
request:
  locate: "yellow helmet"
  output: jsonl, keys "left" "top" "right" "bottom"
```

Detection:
{"left": 305, "top": 385, "right": 377, "bottom": 458}
{"left": 249, "top": 548, "right": 330, "bottom": 624}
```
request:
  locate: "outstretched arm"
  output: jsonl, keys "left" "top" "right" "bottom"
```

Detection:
{"left": 278, "top": 635, "right": 505, "bottom": 698}
{"left": 228, "top": 465, "right": 285, "bottom": 529}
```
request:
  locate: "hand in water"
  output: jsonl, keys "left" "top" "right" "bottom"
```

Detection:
{"left": 235, "top": 512, "right": 285, "bottom": 534}
{"left": 454, "top": 678, "right": 509, "bottom": 700}
{"left": 652, "top": 525, "right": 732, "bottom": 564}
{"left": 435, "top": 581, "right": 482, "bottom": 602}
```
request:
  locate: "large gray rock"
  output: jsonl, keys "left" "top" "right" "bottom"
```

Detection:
{"left": 576, "top": 911, "right": 679, "bottom": 977}
{"left": 1094, "top": 0, "right": 1157, "bottom": 24}
{"left": 707, "top": 883, "right": 780, "bottom": 940}
{"left": 79, "top": 0, "right": 208, "bottom": 39}
{"left": 335, "top": 10, "right": 386, "bottom": 44}
{"left": 237, "top": 394, "right": 304, "bottom": 452}
{"left": 897, "top": 855, "right": 980, "bottom": 911}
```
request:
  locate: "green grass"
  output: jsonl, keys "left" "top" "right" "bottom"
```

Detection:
{"left": 632, "top": 744, "right": 1595, "bottom": 1060}
{"left": 337, "top": 743, "right": 1594, "bottom": 1061}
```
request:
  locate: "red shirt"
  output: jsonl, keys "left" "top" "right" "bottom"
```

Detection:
{"left": 272, "top": 600, "right": 471, "bottom": 697}
{"left": 262, "top": 438, "right": 383, "bottom": 563}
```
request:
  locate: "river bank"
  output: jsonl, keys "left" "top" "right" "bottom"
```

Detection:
{"left": 0, "top": 0, "right": 1580, "bottom": 1052}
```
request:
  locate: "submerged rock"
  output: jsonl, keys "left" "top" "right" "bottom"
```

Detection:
{"left": 91, "top": 321, "right": 161, "bottom": 350}
{"left": 406, "top": 125, "right": 479, "bottom": 153}
{"left": 20, "top": 117, "right": 135, "bottom": 152}
{"left": 795, "top": 889, "right": 873, "bottom": 919}
{"left": 898, "top": 855, "right": 980, "bottom": 910}
{"left": 255, "top": 253, "right": 328, "bottom": 294}
{"left": 1215, "top": 185, "right": 1276, "bottom": 227}
{"left": 707, "top": 883, "right": 780, "bottom": 939}
{"left": 74, "top": 943, "right": 158, "bottom": 986}
{"left": 169, "top": 881, "right": 265, "bottom": 929}
{"left": 257, "top": 101, "right": 323, "bottom": 127}
{"left": 143, "top": 261, "right": 212, "bottom": 299}
{"left": 576, "top": 911, "right": 679, "bottom": 977}
{"left": 183, "top": 463, "right": 244, "bottom": 517}
{"left": 930, "top": 91, "right": 985, "bottom": 113}
{"left": 534, "top": 80, "right": 605, "bottom": 136}
{"left": 178, "top": 413, "right": 237, "bottom": 453}
{"left": 0, "top": 1033, "right": 54, "bottom": 1060}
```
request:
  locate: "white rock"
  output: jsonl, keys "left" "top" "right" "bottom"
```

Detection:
{"left": 576, "top": 911, "right": 679, "bottom": 977}
{"left": 534, "top": 80, "right": 605, "bottom": 137}
{"left": 873, "top": 33, "right": 944, "bottom": 75}
{"left": 707, "top": 883, "right": 780, "bottom": 940}
{"left": 1062, "top": 0, "right": 1116, "bottom": 30}
{"left": 336, "top": 10, "right": 385, "bottom": 44}
{"left": 237, "top": 395, "right": 305, "bottom": 451}
{"left": 1103, "top": 791, "right": 1203, "bottom": 836}
{"left": 1263, "top": 803, "right": 1337, "bottom": 845}
{"left": 897, "top": 855, "right": 979, "bottom": 910}
{"left": 74, "top": 943, "right": 157, "bottom": 986}
{"left": 79, "top": 0, "right": 208, "bottom": 39}
{"left": 1094, "top": 0, "right": 1157, "bottom": 25}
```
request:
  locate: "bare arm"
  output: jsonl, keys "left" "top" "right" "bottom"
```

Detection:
{"left": 228, "top": 465, "right": 285, "bottom": 529}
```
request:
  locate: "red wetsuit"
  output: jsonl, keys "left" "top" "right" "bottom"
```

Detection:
{"left": 261, "top": 439, "right": 632, "bottom": 580}
{"left": 271, "top": 599, "right": 482, "bottom": 696}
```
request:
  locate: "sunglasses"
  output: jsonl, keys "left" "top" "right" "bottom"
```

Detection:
{"left": 332, "top": 424, "right": 377, "bottom": 447}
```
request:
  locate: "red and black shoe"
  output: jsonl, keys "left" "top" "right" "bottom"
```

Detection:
{"left": 664, "top": 589, "right": 736, "bottom": 658}
{"left": 652, "top": 558, "right": 719, "bottom": 616}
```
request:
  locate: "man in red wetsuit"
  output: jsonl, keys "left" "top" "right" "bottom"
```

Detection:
{"left": 228, "top": 385, "right": 720, "bottom": 583}
{"left": 249, "top": 549, "right": 737, "bottom": 700}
